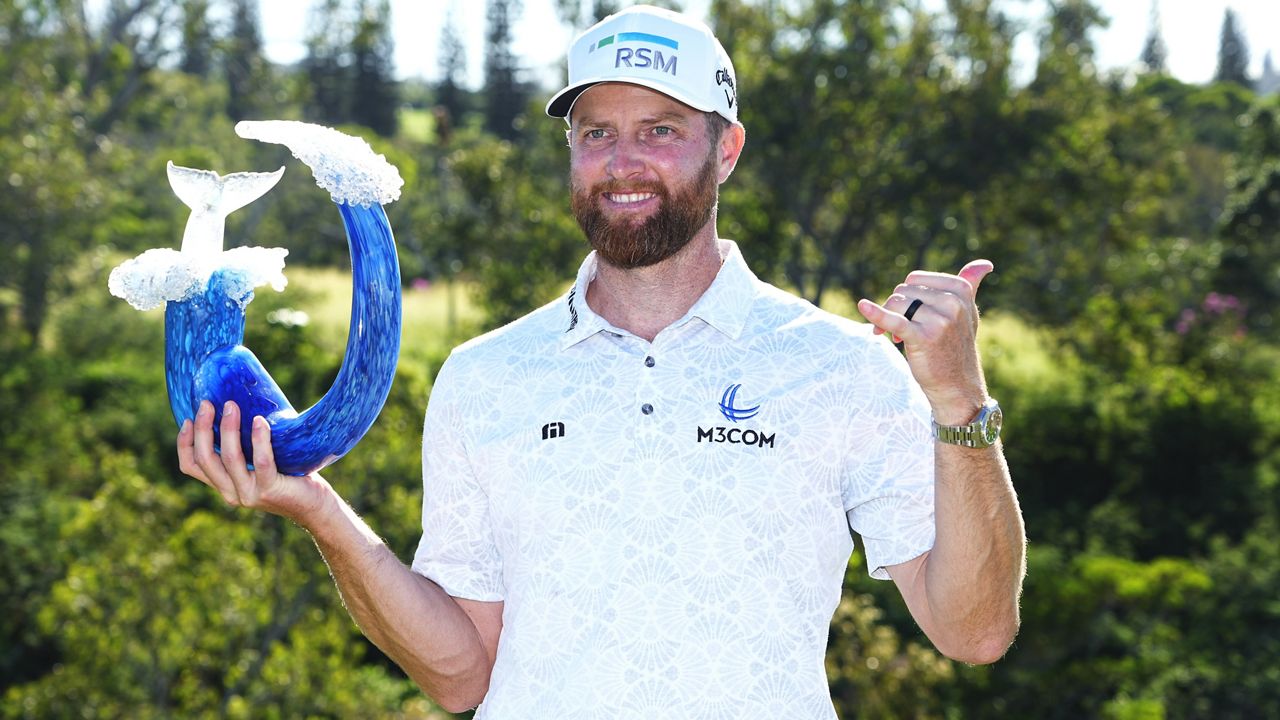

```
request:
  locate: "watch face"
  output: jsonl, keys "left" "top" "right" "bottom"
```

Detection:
{"left": 983, "top": 406, "right": 1003, "bottom": 445}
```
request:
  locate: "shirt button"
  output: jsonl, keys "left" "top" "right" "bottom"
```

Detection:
{"left": 644, "top": 356, "right": 656, "bottom": 368}
{"left": 641, "top": 403, "right": 654, "bottom": 415}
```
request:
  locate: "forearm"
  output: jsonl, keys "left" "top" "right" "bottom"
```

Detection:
{"left": 922, "top": 441, "right": 1025, "bottom": 661}
{"left": 301, "top": 485, "right": 494, "bottom": 709}
{"left": 861, "top": 260, "right": 1024, "bottom": 661}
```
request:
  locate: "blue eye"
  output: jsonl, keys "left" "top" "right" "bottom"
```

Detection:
{"left": 654, "top": 126, "right": 672, "bottom": 136}
{"left": 587, "top": 129, "right": 606, "bottom": 139}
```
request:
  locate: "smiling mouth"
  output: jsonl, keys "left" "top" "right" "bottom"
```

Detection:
{"left": 604, "top": 192, "right": 657, "bottom": 205}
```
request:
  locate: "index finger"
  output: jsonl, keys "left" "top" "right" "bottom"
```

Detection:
{"left": 901, "top": 271, "right": 974, "bottom": 298}
{"left": 905, "top": 260, "right": 994, "bottom": 299}
{"left": 177, "top": 419, "right": 208, "bottom": 483}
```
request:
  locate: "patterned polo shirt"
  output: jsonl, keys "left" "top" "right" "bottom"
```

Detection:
{"left": 412, "top": 239, "right": 936, "bottom": 719}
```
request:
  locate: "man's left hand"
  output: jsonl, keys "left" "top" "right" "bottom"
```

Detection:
{"left": 856, "top": 260, "right": 993, "bottom": 425}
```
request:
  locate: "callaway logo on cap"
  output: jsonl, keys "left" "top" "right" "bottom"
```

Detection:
{"left": 545, "top": 5, "right": 739, "bottom": 124}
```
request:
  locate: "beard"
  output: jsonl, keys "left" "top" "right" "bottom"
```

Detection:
{"left": 570, "top": 149, "right": 719, "bottom": 269}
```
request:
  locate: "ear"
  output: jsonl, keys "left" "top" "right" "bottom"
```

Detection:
{"left": 716, "top": 122, "right": 746, "bottom": 184}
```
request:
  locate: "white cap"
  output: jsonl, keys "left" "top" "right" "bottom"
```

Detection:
{"left": 546, "top": 5, "right": 738, "bottom": 124}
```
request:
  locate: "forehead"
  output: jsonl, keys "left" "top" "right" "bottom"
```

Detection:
{"left": 569, "top": 82, "right": 703, "bottom": 126}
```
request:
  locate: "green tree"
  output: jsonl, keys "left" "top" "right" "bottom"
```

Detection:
{"left": 981, "top": 305, "right": 1272, "bottom": 559}
{"left": 0, "top": 0, "right": 183, "bottom": 341}
{"left": 0, "top": 249, "right": 176, "bottom": 692}
{"left": 1218, "top": 98, "right": 1280, "bottom": 335}
{"left": 1139, "top": 0, "right": 1167, "bottom": 74}
{"left": 715, "top": 0, "right": 969, "bottom": 303}
{"left": 439, "top": 108, "right": 584, "bottom": 324}
{"left": 1214, "top": 8, "right": 1252, "bottom": 89}
{"left": 1, "top": 263, "right": 449, "bottom": 715}
{"left": 1177, "top": 521, "right": 1280, "bottom": 716}
{"left": 224, "top": 0, "right": 271, "bottom": 121}
{"left": 1, "top": 456, "right": 425, "bottom": 718}
{"left": 305, "top": 0, "right": 354, "bottom": 125}
{"left": 961, "top": 547, "right": 1213, "bottom": 718}
{"left": 5, "top": 1, "right": 1280, "bottom": 716}
{"left": 827, "top": 562, "right": 956, "bottom": 718}
{"left": 709, "top": 0, "right": 1209, "bottom": 327}
{"left": 299, "top": 0, "right": 399, "bottom": 136}
{"left": 350, "top": 0, "right": 399, "bottom": 136}
{"left": 553, "top": 0, "right": 620, "bottom": 26}
{"left": 1132, "top": 75, "right": 1254, "bottom": 241}
{"left": 84, "top": 0, "right": 185, "bottom": 136}
{"left": 179, "top": 0, "right": 214, "bottom": 77}
{"left": 484, "top": 0, "right": 526, "bottom": 140}
{"left": 434, "top": 8, "right": 468, "bottom": 139}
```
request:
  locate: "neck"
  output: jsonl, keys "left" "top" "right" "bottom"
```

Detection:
{"left": 586, "top": 223, "right": 724, "bottom": 343}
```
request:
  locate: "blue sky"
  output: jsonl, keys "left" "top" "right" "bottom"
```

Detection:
{"left": 258, "top": 0, "right": 1280, "bottom": 89}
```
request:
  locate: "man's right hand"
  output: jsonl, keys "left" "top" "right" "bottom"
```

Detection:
{"left": 178, "top": 400, "right": 502, "bottom": 711}
{"left": 177, "top": 399, "right": 330, "bottom": 523}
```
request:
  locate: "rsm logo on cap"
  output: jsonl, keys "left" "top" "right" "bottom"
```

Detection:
{"left": 590, "top": 32, "right": 680, "bottom": 76}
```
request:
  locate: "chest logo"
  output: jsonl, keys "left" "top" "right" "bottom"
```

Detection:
{"left": 719, "top": 383, "right": 761, "bottom": 422}
{"left": 701, "top": 385, "right": 774, "bottom": 449}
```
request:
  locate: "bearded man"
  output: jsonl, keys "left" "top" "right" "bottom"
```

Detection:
{"left": 179, "top": 6, "right": 1026, "bottom": 718}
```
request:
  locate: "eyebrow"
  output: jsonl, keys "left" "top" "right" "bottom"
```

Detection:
{"left": 642, "top": 111, "right": 691, "bottom": 125}
{"left": 573, "top": 110, "right": 692, "bottom": 129}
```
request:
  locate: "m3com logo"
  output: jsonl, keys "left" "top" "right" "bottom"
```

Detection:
{"left": 718, "top": 383, "right": 760, "bottom": 422}
{"left": 698, "top": 384, "right": 775, "bottom": 449}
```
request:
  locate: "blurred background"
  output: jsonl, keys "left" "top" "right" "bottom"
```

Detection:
{"left": 2, "top": 0, "right": 1279, "bottom": 717}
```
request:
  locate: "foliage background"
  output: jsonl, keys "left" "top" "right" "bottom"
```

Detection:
{"left": 2, "top": 0, "right": 1279, "bottom": 717}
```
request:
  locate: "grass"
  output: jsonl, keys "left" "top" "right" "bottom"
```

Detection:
{"left": 97, "top": 254, "right": 872, "bottom": 373}
{"left": 279, "top": 266, "right": 870, "bottom": 360}
{"left": 397, "top": 108, "right": 436, "bottom": 145}
{"left": 269, "top": 266, "right": 483, "bottom": 366}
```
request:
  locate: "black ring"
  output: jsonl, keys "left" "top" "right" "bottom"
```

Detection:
{"left": 904, "top": 298, "right": 924, "bottom": 322}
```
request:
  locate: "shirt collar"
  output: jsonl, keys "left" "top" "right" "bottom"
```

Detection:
{"left": 682, "top": 239, "right": 757, "bottom": 339}
{"left": 558, "top": 239, "right": 759, "bottom": 351}
{"left": 559, "top": 251, "right": 611, "bottom": 350}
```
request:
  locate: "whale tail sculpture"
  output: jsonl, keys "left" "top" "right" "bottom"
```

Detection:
{"left": 167, "top": 162, "right": 285, "bottom": 262}
{"left": 110, "top": 122, "right": 405, "bottom": 477}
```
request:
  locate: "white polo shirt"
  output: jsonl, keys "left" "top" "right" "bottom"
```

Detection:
{"left": 413, "top": 240, "right": 936, "bottom": 719}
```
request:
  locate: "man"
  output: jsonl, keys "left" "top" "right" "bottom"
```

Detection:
{"left": 179, "top": 5, "right": 1025, "bottom": 717}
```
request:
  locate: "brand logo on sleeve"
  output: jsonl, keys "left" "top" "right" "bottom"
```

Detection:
{"left": 541, "top": 421, "right": 565, "bottom": 440}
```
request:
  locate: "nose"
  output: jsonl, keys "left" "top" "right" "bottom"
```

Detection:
{"left": 606, "top": 135, "right": 646, "bottom": 179}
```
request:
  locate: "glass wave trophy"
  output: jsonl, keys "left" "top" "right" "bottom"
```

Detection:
{"left": 109, "top": 121, "right": 403, "bottom": 476}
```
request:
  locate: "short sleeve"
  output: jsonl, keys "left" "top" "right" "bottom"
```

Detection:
{"left": 411, "top": 353, "right": 505, "bottom": 601}
{"left": 842, "top": 337, "right": 936, "bottom": 580}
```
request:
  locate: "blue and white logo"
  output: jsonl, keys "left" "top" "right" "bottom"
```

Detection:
{"left": 588, "top": 31, "right": 680, "bottom": 77}
{"left": 719, "top": 383, "right": 761, "bottom": 422}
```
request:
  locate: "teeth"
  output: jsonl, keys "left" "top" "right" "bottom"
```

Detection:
{"left": 608, "top": 192, "right": 655, "bottom": 204}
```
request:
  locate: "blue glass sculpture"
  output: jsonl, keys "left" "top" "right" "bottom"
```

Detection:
{"left": 110, "top": 121, "right": 404, "bottom": 476}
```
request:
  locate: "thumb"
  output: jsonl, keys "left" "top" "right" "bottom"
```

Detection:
{"left": 958, "top": 259, "right": 995, "bottom": 296}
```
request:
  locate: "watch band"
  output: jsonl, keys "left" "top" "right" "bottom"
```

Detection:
{"left": 932, "top": 398, "right": 1002, "bottom": 448}
{"left": 934, "top": 423, "right": 983, "bottom": 447}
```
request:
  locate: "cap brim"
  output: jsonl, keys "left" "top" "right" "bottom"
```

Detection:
{"left": 545, "top": 82, "right": 597, "bottom": 119}
{"left": 545, "top": 77, "right": 719, "bottom": 120}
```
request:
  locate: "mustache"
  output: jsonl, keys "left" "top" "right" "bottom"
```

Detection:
{"left": 587, "top": 178, "right": 669, "bottom": 198}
